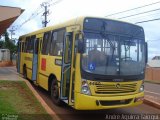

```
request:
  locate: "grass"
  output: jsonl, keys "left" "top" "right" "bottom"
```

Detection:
{"left": 0, "top": 80, "right": 52, "bottom": 120}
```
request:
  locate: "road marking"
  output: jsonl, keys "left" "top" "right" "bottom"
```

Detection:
{"left": 145, "top": 90, "right": 160, "bottom": 96}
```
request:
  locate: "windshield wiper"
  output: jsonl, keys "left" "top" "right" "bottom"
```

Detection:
{"left": 100, "top": 21, "right": 118, "bottom": 73}
{"left": 101, "top": 21, "right": 116, "bottom": 56}
{"left": 101, "top": 31, "right": 116, "bottom": 58}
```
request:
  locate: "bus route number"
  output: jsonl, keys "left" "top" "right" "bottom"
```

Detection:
{"left": 89, "top": 81, "right": 101, "bottom": 86}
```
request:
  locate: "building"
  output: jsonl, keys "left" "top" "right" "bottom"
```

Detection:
{"left": 145, "top": 56, "right": 160, "bottom": 82}
{"left": 0, "top": 49, "right": 10, "bottom": 61}
{"left": 147, "top": 56, "right": 160, "bottom": 68}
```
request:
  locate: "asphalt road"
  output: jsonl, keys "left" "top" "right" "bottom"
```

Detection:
{"left": 0, "top": 67, "right": 160, "bottom": 120}
{"left": 145, "top": 82, "right": 160, "bottom": 96}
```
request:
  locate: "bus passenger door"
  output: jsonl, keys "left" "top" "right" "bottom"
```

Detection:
{"left": 32, "top": 38, "right": 39, "bottom": 81}
{"left": 60, "top": 32, "right": 74, "bottom": 105}
{"left": 17, "top": 41, "right": 21, "bottom": 73}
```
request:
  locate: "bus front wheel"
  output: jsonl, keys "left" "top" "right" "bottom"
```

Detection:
{"left": 51, "top": 80, "right": 61, "bottom": 105}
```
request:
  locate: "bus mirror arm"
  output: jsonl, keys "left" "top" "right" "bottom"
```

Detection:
{"left": 78, "top": 40, "right": 85, "bottom": 53}
{"left": 145, "top": 42, "right": 148, "bottom": 63}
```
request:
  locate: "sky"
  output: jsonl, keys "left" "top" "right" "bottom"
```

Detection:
{"left": 0, "top": 0, "right": 160, "bottom": 59}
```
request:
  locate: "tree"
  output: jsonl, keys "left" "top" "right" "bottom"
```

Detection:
{"left": 0, "top": 41, "right": 5, "bottom": 48}
{"left": 4, "top": 31, "right": 17, "bottom": 61}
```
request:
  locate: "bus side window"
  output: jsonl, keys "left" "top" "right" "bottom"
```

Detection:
{"left": 30, "top": 35, "right": 36, "bottom": 53}
{"left": 28, "top": 38, "right": 32, "bottom": 53}
{"left": 56, "top": 29, "right": 65, "bottom": 56}
{"left": 19, "top": 41, "right": 21, "bottom": 52}
{"left": 25, "top": 36, "right": 34, "bottom": 53}
{"left": 49, "top": 31, "right": 57, "bottom": 56}
{"left": 49, "top": 29, "right": 65, "bottom": 56}
{"left": 26, "top": 37, "right": 30, "bottom": 53}
{"left": 42, "top": 31, "right": 51, "bottom": 55}
{"left": 22, "top": 42, "right": 25, "bottom": 52}
{"left": 24, "top": 41, "right": 27, "bottom": 53}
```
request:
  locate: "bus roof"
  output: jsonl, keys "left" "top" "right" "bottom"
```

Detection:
{"left": 19, "top": 16, "right": 143, "bottom": 38}
{"left": 19, "top": 16, "right": 85, "bottom": 38}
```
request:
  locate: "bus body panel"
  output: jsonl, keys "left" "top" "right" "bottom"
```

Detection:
{"left": 38, "top": 54, "right": 62, "bottom": 90}
{"left": 24, "top": 53, "right": 33, "bottom": 79}
{"left": 74, "top": 54, "right": 82, "bottom": 93}
{"left": 20, "top": 52, "right": 24, "bottom": 74}
{"left": 74, "top": 91, "right": 144, "bottom": 110}
{"left": 20, "top": 46, "right": 24, "bottom": 74}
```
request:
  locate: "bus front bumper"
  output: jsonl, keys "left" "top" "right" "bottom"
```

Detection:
{"left": 75, "top": 92, "right": 144, "bottom": 110}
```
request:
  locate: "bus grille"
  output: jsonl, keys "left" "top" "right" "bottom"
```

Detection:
{"left": 99, "top": 99, "right": 133, "bottom": 106}
{"left": 95, "top": 83, "right": 137, "bottom": 94}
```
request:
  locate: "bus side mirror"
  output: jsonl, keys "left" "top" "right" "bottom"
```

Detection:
{"left": 145, "top": 42, "right": 148, "bottom": 63}
{"left": 77, "top": 40, "right": 85, "bottom": 53}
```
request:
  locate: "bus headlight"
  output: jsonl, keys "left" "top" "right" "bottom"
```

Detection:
{"left": 81, "top": 79, "right": 91, "bottom": 95}
{"left": 139, "top": 84, "right": 144, "bottom": 92}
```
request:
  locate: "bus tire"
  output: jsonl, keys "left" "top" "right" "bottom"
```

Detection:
{"left": 23, "top": 65, "right": 27, "bottom": 79}
{"left": 51, "top": 79, "right": 62, "bottom": 106}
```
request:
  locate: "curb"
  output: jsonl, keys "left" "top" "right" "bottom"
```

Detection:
{"left": 144, "top": 98, "right": 160, "bottom": 109}
{"left": 23, "top": 79, "right": 61, "bottom": 120}
{"left": 145, "top": 80, "right": 160, "bottom": 85}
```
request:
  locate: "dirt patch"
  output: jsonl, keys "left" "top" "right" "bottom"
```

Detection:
{"left": 0, "top": 84, "right": 13, "bottom": 90}
{"left": 0, "top": 61, "right": 15, "bottom": 67}
{"left": 0, "top": 84, "right": 19, "bottom": 89}
{"left": 0, "top": 86, "right": 8, "bottom": 90}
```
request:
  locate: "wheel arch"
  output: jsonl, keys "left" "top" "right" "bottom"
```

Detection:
{"left": 48, "top": 74, "right": 57, "bottom": 92}
{"left": 23, "top": 64, "right": 26, "bottom": 69}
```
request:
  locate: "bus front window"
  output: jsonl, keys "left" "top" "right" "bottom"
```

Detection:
{"left": 81, "top": 32, "right": 145, "bottom": 76}
{"left": 120, "top": 37, "right": 145, "bottom": 75}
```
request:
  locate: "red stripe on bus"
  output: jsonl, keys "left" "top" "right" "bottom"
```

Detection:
{"left": 41, "top": 58, "right": 46, "bottom": 71}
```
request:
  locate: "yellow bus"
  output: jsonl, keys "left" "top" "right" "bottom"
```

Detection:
{"left": 17, "top": 16, "right": 148, "bottom": 110}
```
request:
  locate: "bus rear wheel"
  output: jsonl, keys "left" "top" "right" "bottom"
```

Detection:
{"left": 23, "top": 66, "right": 27, "bottom": 79}
{"left": 51, "top": 80, "right": 62, "bottom": 105}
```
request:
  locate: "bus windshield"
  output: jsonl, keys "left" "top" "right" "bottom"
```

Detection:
{"left": 81, "top": 32, "right": 145, "bottom": 76}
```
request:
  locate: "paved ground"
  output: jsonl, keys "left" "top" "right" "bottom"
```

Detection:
{"left": 0, "top": 67, "right": 23, "bottom": 81}
{"left": 144, "top": 82, "right": 160, "bottom": 105}
{"left": 0, "top": 67, "right": 160, "bottom": 120}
